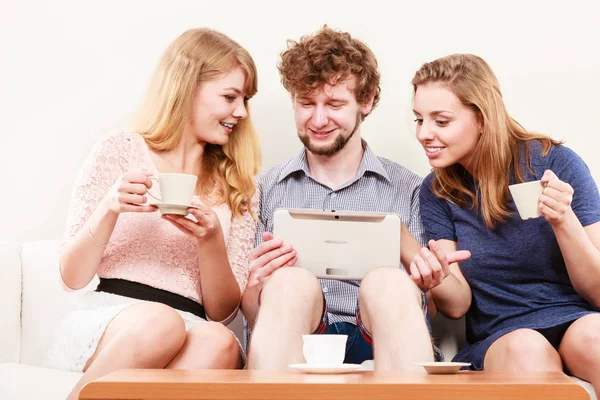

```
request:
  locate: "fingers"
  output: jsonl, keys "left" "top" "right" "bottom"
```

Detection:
{"left": 142, "top": 171, "right": 154, "bottom": 188}
{"left": 118, "top": 183, "right": 149, "bottom": 195}
{"left": 124, "top": 172, "right": 152, "bottom": 185}
{"left": 164, "top": 214, "right": 197, "bottom": 229}
{"left": 409, "top": 240, "right": 471, "bottom": 291}
{"left": 409, "top": 261, "right": 422, "bottom": 286}
{"left": 163, "top": 214, "right": 209, "bottom": 238}
{"left": 539, "top": 202, "right": 562, "bottom": 221}
{"left": 428, "top": 240, "right": 449, "bottom": 275}
{"left": 540, "top": 186, "right": 572, "bottom": 209}
{"left": 119, "top": 204, "right": 157, "bottom": 213}
{"left": 412, "top": 254, "right": 434, "bottom": 289}
{"left": 188, "top": 208, "right": 213, "bottom": 226}
{"left": 263, "top": 232, "right": 274, "bottom": 242}
{"left": 247, "top": 234, "right": 296, "bottom": 281}
{"left": 539, "top": 193, "right": 562, "bottom": 212}
{"left": 251, "top": 243, "right": 295, "bottom": 272}
{"left": 420, "top": 247, "right": 443, "bottom": 280}
{"left": 541, "top": 186, "right": 563, "bottom": 200}
{"left": 286, "top": 255, "right": 298, "bottom": 266}
{"left": 446, "top": 250, "right": 472, "bottom": 264}
{"left": 538, "top": 170, "right": 573, "bottom": 223}
{"left": 249, "top": 236, "right": 284, "bottom": 261}
{"left": 541, "top": 170, "right": 573, "bottom": 194}
{"left": 135, "top": 205, "right": 158, "bottom": 213}
{"left": 108, "top": 172, "right": 157, "bottom": 214}
{"left": 189, "top": 203, "right": 213, "bottom": 216}
{"left": 256, "top": 250, "right": 297, "bottom": 282}
{"left": 541, "top": 169, "right": 556, "bottom": 184}
{"left": 118, "top": 193, "right": 147, "bottom": 205}
{"left": 162, "top": 215, "right": 193, "bottom": 236}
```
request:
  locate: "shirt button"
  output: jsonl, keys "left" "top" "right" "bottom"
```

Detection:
{"left": 330, "top": 192, "right": 337, "bottom": 198}
{"left": 323, "top": 286, "right": 329, "bottom": 293}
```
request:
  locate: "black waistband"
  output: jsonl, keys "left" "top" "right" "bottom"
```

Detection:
{"left": 96, "top": 278, "right": 206, "bottom": 320}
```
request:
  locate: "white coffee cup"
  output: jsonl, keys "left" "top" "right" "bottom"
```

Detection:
{"left": 302, "top": 334, "right": 347, "bottom": 366}
{"left": 508, "top": 180, "right": 544, "bottom": 220}
{"left": 147, "top": 173, "right": 197, "bottom": 206}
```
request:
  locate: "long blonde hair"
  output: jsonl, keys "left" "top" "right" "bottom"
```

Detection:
{"left": 133, "top": 28, "right": 261, "bottom": 217}
{"left": 412, "top": 54, "right": 562, "bottom": 228}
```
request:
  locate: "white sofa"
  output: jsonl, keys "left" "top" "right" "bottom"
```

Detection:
{"left": 0, "top": 240, "right": 595, "bottom": 399}
{"left": 0, "top": 241, "right": 85, "bottom": 399}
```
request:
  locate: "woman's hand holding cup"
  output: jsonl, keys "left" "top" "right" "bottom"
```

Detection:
{"left": 105, "top": 171, "right": 158, "bottom": 214}
{"left": 539, "top": 169, "right": 574, "bottom": 225}
{"left": 162, "top": 203, "right": 223, "bottom": 241}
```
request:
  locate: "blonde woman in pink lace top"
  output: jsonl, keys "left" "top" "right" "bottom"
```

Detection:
{"left": 44, "top": 28, "right": 261, "bottom": 400}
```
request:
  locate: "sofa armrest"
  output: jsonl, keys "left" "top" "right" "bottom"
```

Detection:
{"left": 0, "top": 241, "right": 22, "bottom": 363}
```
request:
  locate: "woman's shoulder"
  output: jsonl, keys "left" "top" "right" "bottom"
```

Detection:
{"left": 422, "top": 172, "right": 435, "bottom": 186}
{"left": 525, "top": 140, "right": 583, "bottom": 170}
{"left": 91, "top": 131, "right": 134, "bottom": 155}
{"left": 419, "top": 172, "right": 440, "bottom": 202}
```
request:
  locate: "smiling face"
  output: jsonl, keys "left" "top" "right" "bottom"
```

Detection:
{"left": 188, "top": 67, "right": 248, "bottom": 145}
{"left": 413, "top": 82, "right": 482, "bottom": 171}
{"left": 293, "top": 77, "right": 372, "bottom": 157}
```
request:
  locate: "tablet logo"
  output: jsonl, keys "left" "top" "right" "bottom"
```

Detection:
{"left": 324, "top": 240, "right": 347, "bottom": 245}
{"left": 326, "top": 268, "right": 349, "bottom": 276}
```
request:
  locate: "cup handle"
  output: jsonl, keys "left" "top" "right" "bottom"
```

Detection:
{"left": 146, "top": 176, "right": 161, "bottom": 203}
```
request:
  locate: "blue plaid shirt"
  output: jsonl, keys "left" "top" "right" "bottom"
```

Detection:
{"left": 256, "top": 141, "right": 426, "bottom": 324}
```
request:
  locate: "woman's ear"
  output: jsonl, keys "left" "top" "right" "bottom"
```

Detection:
{"left": 477, "top": 114, "right": 484, "bottom": 136}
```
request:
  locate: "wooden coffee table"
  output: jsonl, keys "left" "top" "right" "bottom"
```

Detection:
{"left": 79, "top": 369, "right": 589, "bottom": 400}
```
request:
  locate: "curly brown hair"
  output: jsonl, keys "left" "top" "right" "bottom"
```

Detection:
{"left": 278, "top": 25, "right": 381, "bottom": 119}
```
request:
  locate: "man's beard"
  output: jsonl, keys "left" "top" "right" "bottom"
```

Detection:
{"left": 298, "top": 113, "right": 362, "bottom": 156}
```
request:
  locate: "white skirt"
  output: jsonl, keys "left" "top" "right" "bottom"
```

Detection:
{"left": 43, "top": 290, "right": 239, "bottom": 372}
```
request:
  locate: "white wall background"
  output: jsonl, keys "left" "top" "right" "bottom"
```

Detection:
{"left": 1, "top": 0, "right": 599, "bottom": 243}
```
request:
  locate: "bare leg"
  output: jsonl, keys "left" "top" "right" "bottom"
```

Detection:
{"left": 359, "top": 267, "right": 433, "bottom": 370}
{"left": 484, "top": 329, "right": 563, "bottom": 371}
{"left": 246, "top": 267, "right": 323, "bottom": 370}
{"left": 67, "top": 302, "right": 187, "bottom": 400}
{"left": 559, "top": 314, "right": 600, "bottom": 399}
{"left": 167, "top": 322, "right": 242, "bottom": 369}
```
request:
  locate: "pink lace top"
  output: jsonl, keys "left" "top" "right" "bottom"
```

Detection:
{"left": 62, "top": 131, "right": 257, "bottom": 310}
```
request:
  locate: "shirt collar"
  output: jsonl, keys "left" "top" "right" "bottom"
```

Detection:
{"left": 277, "top": 140, "right": 390, "bottom": 183}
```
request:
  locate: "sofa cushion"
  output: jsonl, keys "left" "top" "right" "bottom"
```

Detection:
{"left": 430, "top": 313, "right": 467, "bottom": 360}
{"left": 0, "top": 241, "right": 22, "bottom": 363}
{"left": 20, "top": 240, "right": 98, "bottom": 366}
{"left": 0, "top": 363, "right": 82, "bottom": 400}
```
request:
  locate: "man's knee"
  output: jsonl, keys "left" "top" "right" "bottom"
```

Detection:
{"left": 360, "top": 267, "right": 422, "bottom": 307}
{"left": 261, "top": 266, "right": 321, "bottom": 302}
{"left": 250, "top": 267, "right": 326, "bottom": 347}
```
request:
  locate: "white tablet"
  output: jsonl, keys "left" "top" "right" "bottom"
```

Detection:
{"left": 272, "top": 208, "right": 401, "bottom": 280}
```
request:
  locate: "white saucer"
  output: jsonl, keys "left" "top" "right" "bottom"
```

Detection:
{"left": 152, "top": 203, "right": 199, "bottom": 216}
{"left": 415, "top": 362, "right": 471, "bottom": 374}
{"left": 289, "top": 363, "right": 362, "bottom": 374}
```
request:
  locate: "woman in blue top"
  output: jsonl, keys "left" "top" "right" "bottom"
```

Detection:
{"left": 410, "top": 54, "right": 600, "bottom": 395}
